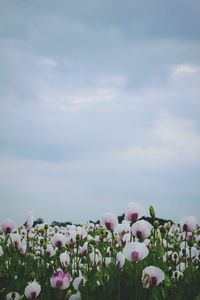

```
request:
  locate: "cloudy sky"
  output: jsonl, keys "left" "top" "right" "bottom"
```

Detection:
{"left": 0, "top": 0, "right": 200, "bottom": 225}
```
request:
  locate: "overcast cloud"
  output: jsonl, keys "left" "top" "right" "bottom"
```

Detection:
{"left": 0, "top": 0, "right": 200, "bottom": 224}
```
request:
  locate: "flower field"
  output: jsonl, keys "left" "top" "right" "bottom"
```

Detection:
{"left": 0, "top": 203, "right": 200, "bottom": 300}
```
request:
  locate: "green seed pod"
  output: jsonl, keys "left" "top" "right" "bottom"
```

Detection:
{"left": 150, "top": 244, "right": 156, "bottom": 253}
{"left": 154, "top": 220, "right": 159, "bottom": 229}
{"left": 149, "top": 206, "right": 156, "bottom": 219}
{"left": 39, "top": 227, "right": 45, "bottom": 233}
{"left": 166, "top": 222, "right": 172, "bottom": 231}
{"left": 188, "top": 239, "right": 194, "bottom": 247}
{"left": 31, "top": 272, "right": 36, "bottom": 278}
{"left": 66, "top": 290, "right": 72, "bottom": 299}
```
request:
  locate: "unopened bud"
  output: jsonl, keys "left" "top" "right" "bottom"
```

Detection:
{"left": 149, "top": 206, "right": 156, "bottom": 219}
{"left": 188, "top": 239, "right": 194, "bottom": 247}
{"left": 154, "top": 220, "right": 159, "bottom": 229}
{"left": 66, "top": 289, "right": 72, "bottom": 299}
{"left": 31, "top": 272, "right": 36, "bottom": 278}
{"left": 166, "top": 222, "right": 172, "bottom": 231}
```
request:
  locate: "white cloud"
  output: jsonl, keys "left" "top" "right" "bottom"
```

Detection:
{"left": 39, "top": 74, "right": 126, "bottom": 110}
{"left": 114, "top": 112, "right": 200, "bottom": 166}
{"left": 174, "top": 64, "right": 198, "bottom": 75}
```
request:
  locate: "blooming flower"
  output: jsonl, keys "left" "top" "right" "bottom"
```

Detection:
{"left": 1, "top": 219, "right": 16, "bottom": 234}
{"left": 60, "top": 251, "right": 70, "bottom": 268}
{"left": 101, "top": 213, "right": 118, "bottom": 230}
{"left": 66, "top": 230, "right": 77, "bottom": 246}
{"left": 142, "top": 266, "right": 165, "bottom": 288}
{"left": 176, "top": 262, "right": 187, "bottom": 272}
{"left": 69, "top": 291, "right": 81, "bottom": 300}
{"left": 131, "top": 220, "right": 153, "bottom": 240}
{"left": 10, "top": 233, "right": 22, "bottom": 249}
{"left": 51, "top": 233, "right": 66, "bottom": 248}
{"left": 116, "top": 251, "right": 125, "bottom": 269}
{"left": 105, "top": 257, "right": 112, "bottom": 267}
{"left": 123, "top": 242, "right": 149, "bottom": 261}
{"left": 114, "top": 222, "right": 130, "bottom": 237}
{"left": 6, "top": 292, "right": 20, "bottom": 300}
{"left": 25, "top": 211, "right": 34, "bottom": 230}
{"left": 76, "top": 226, "right": 87, "bottom": 240}
{"left": 78, "top": 242, "right": 88, "bottom": 257}
{"left": 50, "top": 269, "right": 72, "bottom": 289}
{"left": 24, "top": 281, "right": 41, "bottom": 299}
{"left": 180, "top": 216, "right": 197, "bottom": 232}
{"left": 73, "top": 273, "right": 85, "bottom": 291}
{"left": 171, "top": 270, "right": 183, "bottom": 283}
{"left": 46, "top": 244, "right": 56, "bottom": 257}
{"left": 89, "top": 249, "right": 102, "bottom": 266}
{"left": 125, "top": 202, "right": 142, "bottom": 222}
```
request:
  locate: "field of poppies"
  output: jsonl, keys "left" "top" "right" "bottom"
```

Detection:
{"left": 0, "top": 203, "right": 200, "bottom": 300}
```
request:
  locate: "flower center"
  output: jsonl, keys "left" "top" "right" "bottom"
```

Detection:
{"left": 105, "top": 222, "right": 112, "bottom": 230}
{"left": 5, "top": 227, "right": 11, "bottom": 233}
{"left": 56, "top": 279, "right": 63, "bottom": 288}
{"left": 136, "top": 230, "right": 142, "bottom": 239}
{"left": 31, "top": 291, "right": 37, "bottom": 299}
{"left": 183, "top": 224, "right": 188, "bottom": 231}
{"left": 151, "top": 276, "right": 157, "bottom": 286}
{"left": 130, "top": 213, "right": 138, "bottom": 221}
{"left": 131, "top": 251, "right": 139, "bottom": 260}
{"left": 56, "top": 240, "right": 62, "bottom": 248}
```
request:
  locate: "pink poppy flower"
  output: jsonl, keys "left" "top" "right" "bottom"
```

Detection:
{"left": 123, "top": 242, "right": 149, "bottom": 261}
{"left": 1, "top": 219, "right": 16, "bottom": 234}
{"left": 24, "top": 281, "right": 41, "bottom": 299}
{"left": 125, "top": 202, "right": 142, "bottom": 222}
{"left": 131, "top": 220, "right": 153, "bottom": 240}
{"left": 116, "top": 251, "right": 125, "bottom": 269}
{"left": 51, "top": 233, "right": 66, "bottom": 248}
{"left": 50, "top": 269, "right": 72, "bottom": 289}
{"left": 180, "top": 216, "right": 197, "bottom": 232}
{"left": 25, "top": 211, "right": 34, "bottom": 230}
{"left": 142, "top": 266, "right": 165, "bottom": 288}
{"left": 6, "top": 292, "right": 20, "bottom": 300}
{"left": 101, "top": 213, "right": 118, "bottom": 230}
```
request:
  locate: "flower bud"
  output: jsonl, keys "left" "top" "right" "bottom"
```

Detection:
{"left": 154, "top": 220, "right": 159, "bottom": 229}
{"left": 188, "top": 239, "right": 194, "bottom": 247}
{"left": 66, "top": 289, "right": 72, "bottom": 299}
{"left": 149, "top": 206, "right": 155, "bottom": 219}
{"left": 166, "top": 222, "right": 172, "bottom": 231}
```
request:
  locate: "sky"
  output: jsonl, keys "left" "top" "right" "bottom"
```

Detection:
{"left": 0, "top": 0, "right": 200, "bottom": 225}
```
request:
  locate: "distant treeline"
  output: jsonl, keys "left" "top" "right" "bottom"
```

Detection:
{"left": 33, "top": 214, "right": 174, "bottom": 227}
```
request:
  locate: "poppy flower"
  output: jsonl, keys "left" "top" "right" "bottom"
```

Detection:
{"left": 142, "top": 266, "right": 165, "bottom": 288}
{"left": 123, "top": 242, "right": 149, "bottom": 261}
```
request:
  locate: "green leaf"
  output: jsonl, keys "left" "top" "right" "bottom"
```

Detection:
{"left": 164, "top": 275, "right": 171, "bottom": 287}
